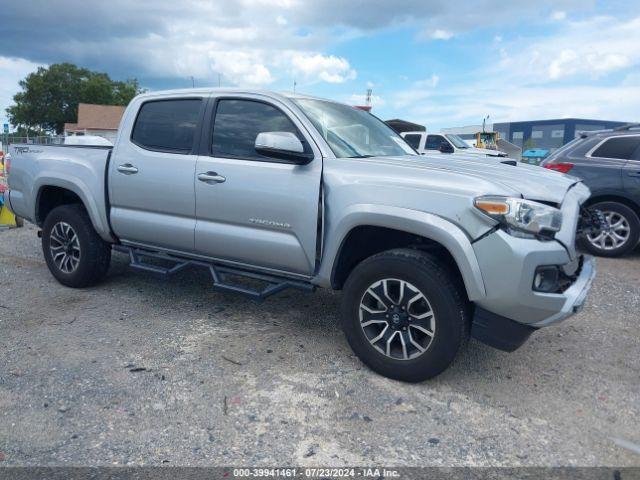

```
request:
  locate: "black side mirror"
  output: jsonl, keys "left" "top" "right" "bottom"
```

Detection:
{"left": 439, "top": 142, "right": 454, "bottom": 154}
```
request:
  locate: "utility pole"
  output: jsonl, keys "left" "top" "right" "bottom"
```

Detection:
{"left": 293, "top": 80, "right": 297, "bottom": 94}
{"left": 218, "top": 74, "right": 221, "bottom": 87}
{"left": 190, "top": 76, "right": 195, "bottom": 88}
{"left": 366, "top": 88, "right": 372, "bottom": 106}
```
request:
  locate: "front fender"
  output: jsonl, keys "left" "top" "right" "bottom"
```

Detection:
{"left": 316, "top": 204, "right": 486, "bottom": 300}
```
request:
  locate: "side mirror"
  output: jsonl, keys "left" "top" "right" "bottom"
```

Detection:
{"left": 255, "top": 132, "right": 313, "bottom": 164}
{"left": 439, "top": 142, "right": 454, "bottom": 154}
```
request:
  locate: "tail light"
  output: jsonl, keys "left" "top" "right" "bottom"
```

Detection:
{"left": 544, "top": 162, "right": 574, "bottom": 174}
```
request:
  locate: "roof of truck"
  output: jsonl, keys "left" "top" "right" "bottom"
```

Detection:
{"left": 135, "top": 88, "right": 339, "bottom": 104}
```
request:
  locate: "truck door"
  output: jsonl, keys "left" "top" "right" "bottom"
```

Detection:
{"left": 108, "top": 97, "right": 205, "bottom": 252}
{"left": 194, "top": 95, "right": 322, "bottom": 276}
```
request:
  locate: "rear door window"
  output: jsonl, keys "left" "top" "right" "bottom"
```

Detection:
{"left": 591, "top": 136, "right": 640, "bottom": 160}
{"left": 131, "top": 99, "right": 202, "bottom": 153}
{"left": 403, "top": 134, "right": 422, "bottom": 150}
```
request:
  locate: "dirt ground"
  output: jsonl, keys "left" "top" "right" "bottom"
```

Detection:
{"left": 1, "top": 224, "right": 639, "bottom": 466}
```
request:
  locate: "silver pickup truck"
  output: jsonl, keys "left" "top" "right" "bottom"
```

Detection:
{"left": 4, "top": 88, "right": 596, "bottom": 382}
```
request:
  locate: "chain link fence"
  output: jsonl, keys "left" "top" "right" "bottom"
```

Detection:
{"left": 1, "top": 136, "right": 66, "bottom": 153}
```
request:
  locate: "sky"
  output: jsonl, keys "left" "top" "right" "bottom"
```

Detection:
{"left": 1, "top": 0, "right": 639, "bottom": 131}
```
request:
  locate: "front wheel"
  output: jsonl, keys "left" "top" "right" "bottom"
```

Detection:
{"left": 42, "top": 204, "right": 111, "bottom": 288}
{"left": 580, "top": 201, "right": 640, "bottom": 257}
{"left": 340, "top": 249, "right": 470, "bottom": 382}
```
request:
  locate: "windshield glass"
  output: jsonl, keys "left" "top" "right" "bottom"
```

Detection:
{"left": 445, "top": 134, "right": 470, "bottom": 149}
{"left": 293, "top": 98, "right": 417, "bottom": 158}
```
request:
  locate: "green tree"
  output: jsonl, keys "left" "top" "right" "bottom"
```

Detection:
{"left": 6, "top": 63, "right": 143, "bottom": 134}
{"left": 523, "top": 137, "right": 536, "bottom": 150}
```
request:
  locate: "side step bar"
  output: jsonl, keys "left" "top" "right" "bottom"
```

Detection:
{"left": 113, "top": 245, "right": 315, "bottom": 301}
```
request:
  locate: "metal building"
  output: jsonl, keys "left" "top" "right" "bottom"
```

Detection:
{"left": 491, "top": 118, "right": 629, "bottom": 152}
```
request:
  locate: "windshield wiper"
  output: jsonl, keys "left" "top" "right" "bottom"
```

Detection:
{"left": 347, "top": 154, "right": 375, "bottom": 158}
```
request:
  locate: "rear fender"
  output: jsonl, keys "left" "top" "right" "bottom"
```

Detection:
{"left": 34, "top": 174, "right": 113, "bottom": 242}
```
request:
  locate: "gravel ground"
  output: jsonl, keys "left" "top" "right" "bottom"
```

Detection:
{"left": 0, "top": 224, "right": 639, "bottom": 467}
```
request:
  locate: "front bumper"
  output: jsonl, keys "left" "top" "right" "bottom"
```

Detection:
{"left": 530, "top": 254, "right": 595, "bottom": 327}
{"left": 470, "top": 255, "right": 595, "bottom": 351}
{"left": 472, "top": 229, "right": 596, "bottom": 326}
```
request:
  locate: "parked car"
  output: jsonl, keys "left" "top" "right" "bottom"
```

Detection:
{"left": 401, "top": 131, "right": 509, "bottom": 158}
{"left": 542, "top": 125, "right": 640, "bottom": 257}
{"left": 4, "top": 89, "right": 595, "bottom": 382}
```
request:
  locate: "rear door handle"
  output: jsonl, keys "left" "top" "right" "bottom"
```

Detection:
{"left": 627, "top": 171, "right": 640, "bottom": 177}
{"left": 117, "top": 163, "right": 138, "bottom": 174}
{"left": 198, "top": 171, "right": 226, "bottom": 184}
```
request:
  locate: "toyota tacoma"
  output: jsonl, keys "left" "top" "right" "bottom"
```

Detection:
{"left": 3, "top": 89, "right": 596, "bottom": 381}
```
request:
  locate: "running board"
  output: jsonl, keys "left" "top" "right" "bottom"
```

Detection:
{"left": 113, "top": 245, "right": 315, "bottom": 301}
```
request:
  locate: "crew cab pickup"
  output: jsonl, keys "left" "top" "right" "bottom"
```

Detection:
{"left": 4, "top": 89, "right": 596, "bottom": 382}
{"left": 401, "top": 131, "right": 509, "bottom": 158}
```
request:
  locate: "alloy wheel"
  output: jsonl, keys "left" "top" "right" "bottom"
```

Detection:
{"left": 49, "top": 221, "right": 81, "bottom": 273}
{"left": 358, "top": 278, "right": 435, "bottom": 361}
{"left": 587, "top": 211, "right": 631, "bottom": 251}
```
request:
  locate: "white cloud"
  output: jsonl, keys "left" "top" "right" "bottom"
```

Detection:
{"left": 424, "top": 74, "right": 440, "bottom": 88}
{"left": 548, "top": 49, "right": 580, "bottom": 79}
{"left": 551, "top": 10, "right": 567, "bottom": 21}
{"left": 276, "top": 15, "right": 288, "bottom": 25}
{"left": 0, "top": 57, "right": 44, "bottom": 126}
{"left": 392, "top": 74, "right": 440, "bottom": 109}
{"left": 497, "top": 16, "right": 640, "bottom": 82}
{"left": 210, "top": 52, "right": 273, "bottom": 85}
{"left": 399, "top": 83, "right": 640, "bottom": 128}
{"left": 291, "top": 54, "right": 356, "bottom": 83}
{"left": 384, "top": 14, "right": 640, "bottom": 129}
{"left": 431, "top": 29, "right": 454, "bottom": 40}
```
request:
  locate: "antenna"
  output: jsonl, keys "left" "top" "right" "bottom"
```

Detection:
{"left": 482, "top": 115, "right": 490, "bottom": 133}
{"left": 293, "top": 80, "right": 297, "bottom": 93}
{"left": 366, "top": 88, "right": 372, "bottom": 106}
{"left": 218, "top": 74, "right": 221, "bottom": 87}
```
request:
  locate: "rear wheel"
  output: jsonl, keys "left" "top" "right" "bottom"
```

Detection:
{"left": 581, "top": 201, "right": 640, "bottom": 257}
{"left": 340, "top": 248, "right": 470, "bottom": 382}
{"left": 42, "top": 204, "right": 111, "bottom": 287}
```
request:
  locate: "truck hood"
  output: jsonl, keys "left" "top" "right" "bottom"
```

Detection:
{"left": 468, "top": 147, "right": 508, "bottom": 157}
{"left": 456, "top": 146, "right": 507, "bottom": 157}
{"left": 366, "top": 154, "right": 580, "bottom": 204}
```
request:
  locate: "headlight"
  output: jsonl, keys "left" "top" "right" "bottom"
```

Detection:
{"left": 474, "top": 195, "right": 562, "bottom": 238}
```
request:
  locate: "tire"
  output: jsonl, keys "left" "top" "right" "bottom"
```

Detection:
{"left": 42, "top": 204, "right": 111, "bottom": 288}
{"left": 340, "top": 248, "right": 470, "bottom": 382}
{"left": 580, "top": 201, "right": 640, "bottom": 258}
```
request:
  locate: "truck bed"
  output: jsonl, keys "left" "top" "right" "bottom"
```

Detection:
{"left": 7, "top": 144, "right": 114, "bottom": 240}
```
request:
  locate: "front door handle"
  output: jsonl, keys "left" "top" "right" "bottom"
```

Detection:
{"left": 627, "top": 171, "right": 640, "bottom": 178}
{"left": 117, "top": 163, "right": 139, "bottom": 174}
{"left": 198, "top": 172, "right": 226, "bottom": 184}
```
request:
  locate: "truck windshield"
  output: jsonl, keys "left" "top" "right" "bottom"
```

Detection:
{"left": 445, "top": 134, "right": 470, "bottom": 149}
{"left": 293, "top": 98, "right": 417, "bottom": 158}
